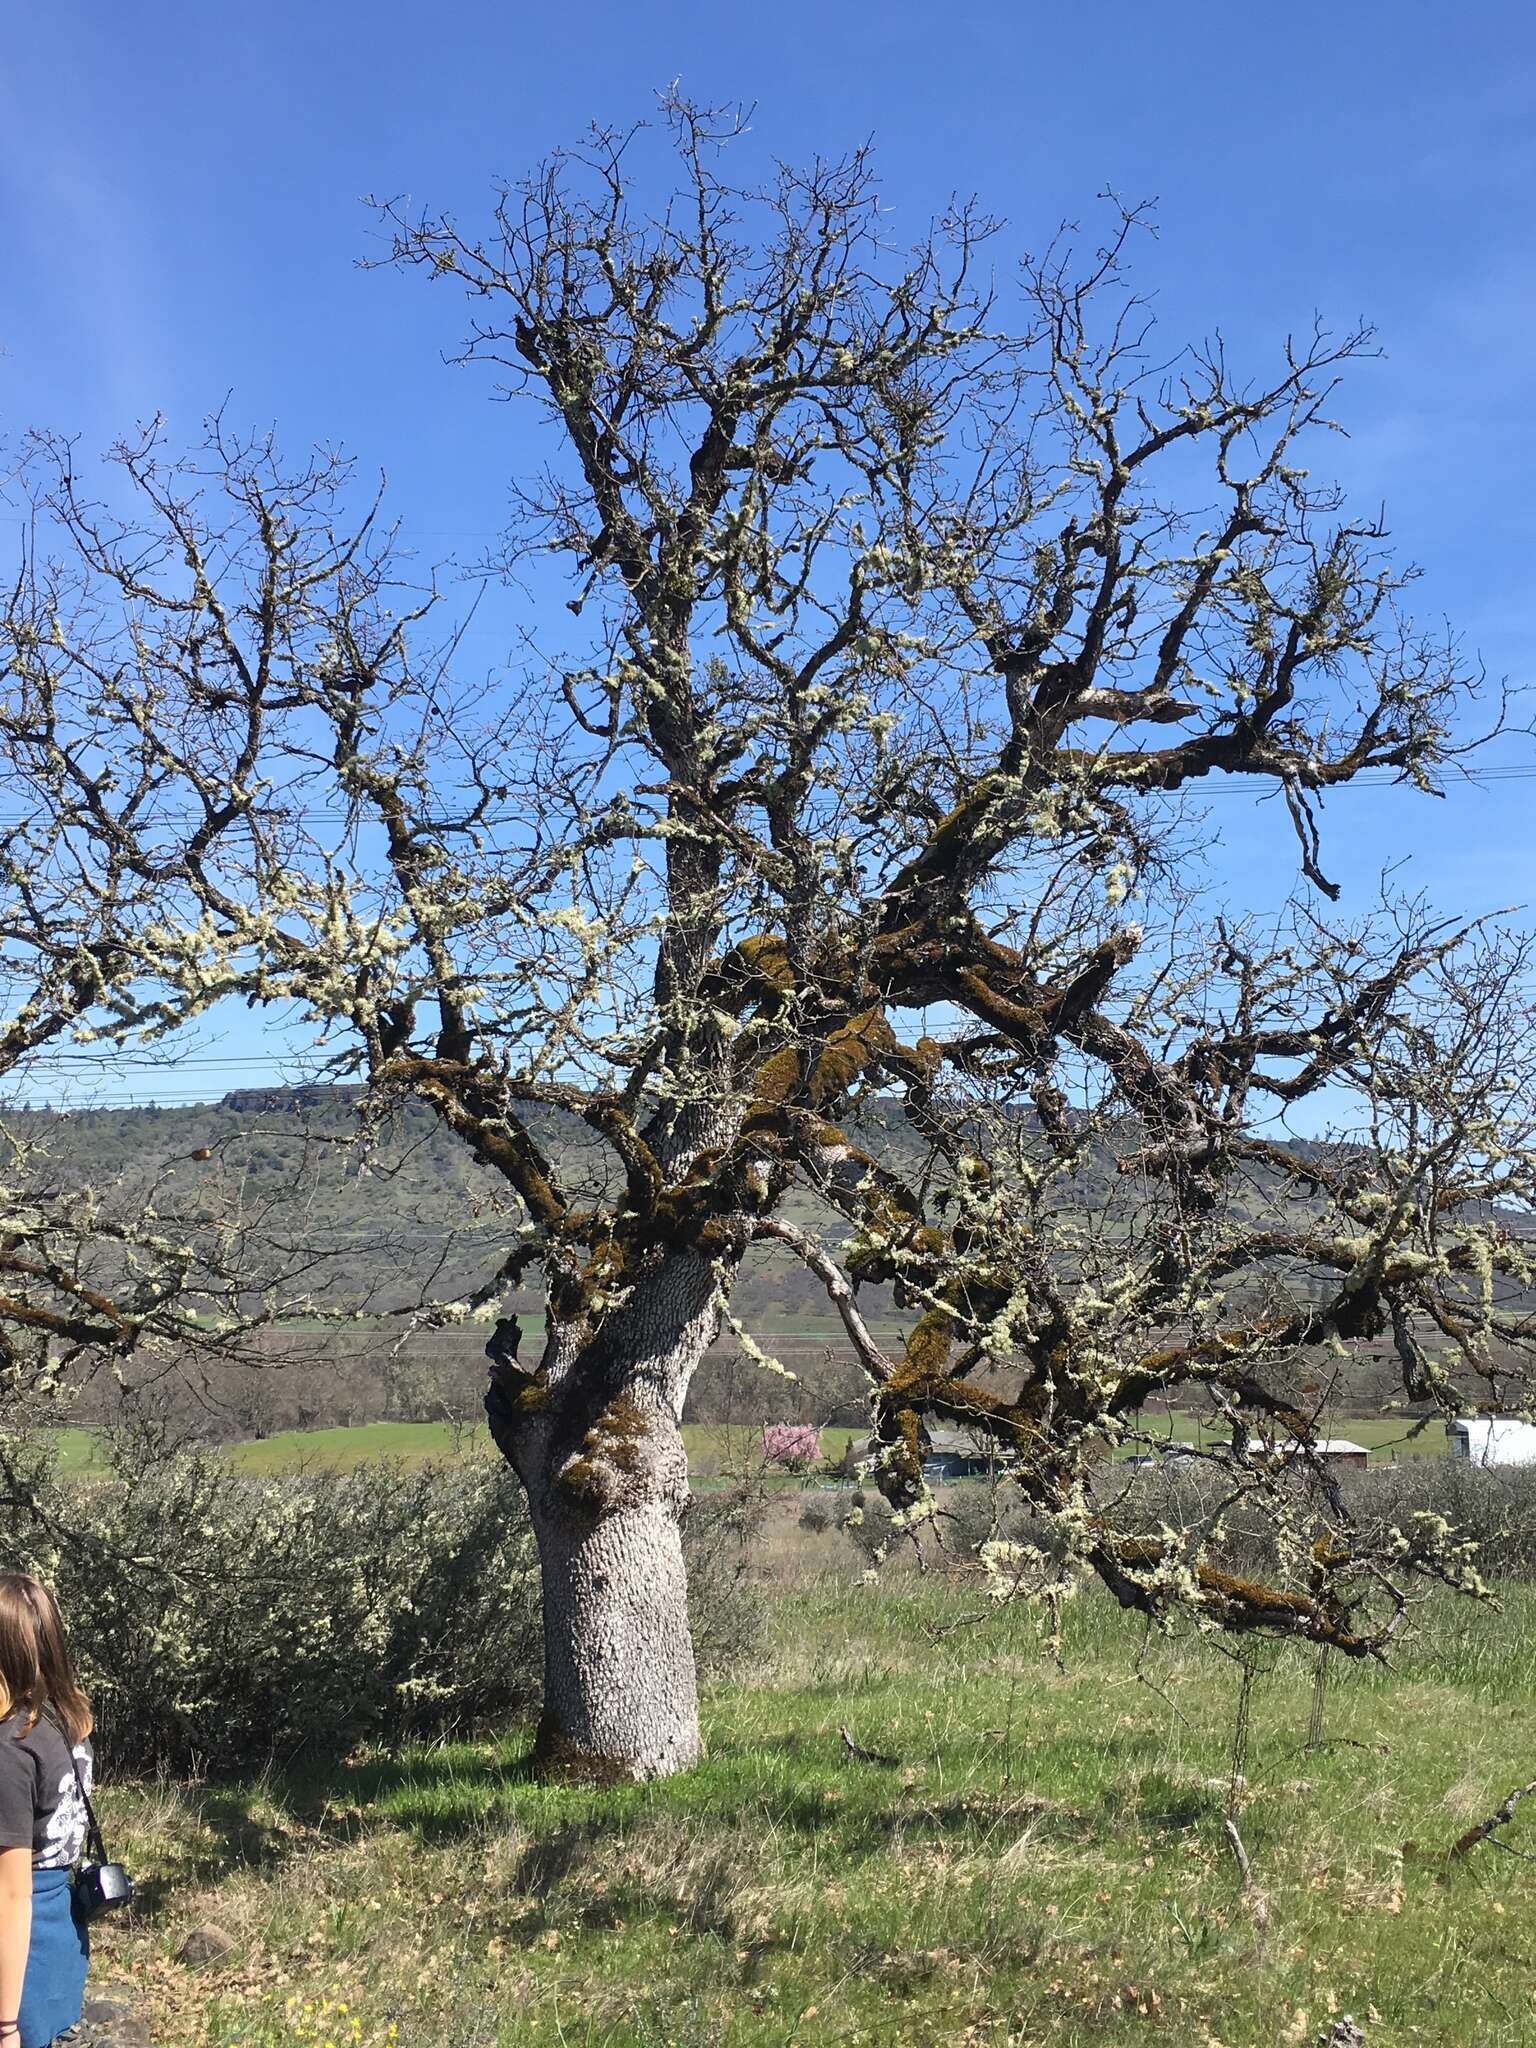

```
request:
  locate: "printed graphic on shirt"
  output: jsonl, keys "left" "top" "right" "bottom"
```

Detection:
{"left": 40, "top": 1744, "right": 92, "bottom": 1869}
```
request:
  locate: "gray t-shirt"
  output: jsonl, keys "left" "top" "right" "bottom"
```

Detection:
{"left": 0, "top": 1713, "right": 95, "bottom": 1869}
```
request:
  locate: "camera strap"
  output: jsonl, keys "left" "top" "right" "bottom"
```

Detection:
{"left": 65, "top": 1745, "right": 109, "bottom": 1871}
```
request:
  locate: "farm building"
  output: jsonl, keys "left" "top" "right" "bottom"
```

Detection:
{"left": 921, "top": 1428, "right": 1005, "bottom": 1481}
{"left": 1150, "top": 1438, "right": 1370, "bottom": 1471}
{"left": 1281, "top": 1437, "right": 1369, "bottom": 1470}
{"left": 1449, "top": 1418, "right": 1536, "bottom": 1467}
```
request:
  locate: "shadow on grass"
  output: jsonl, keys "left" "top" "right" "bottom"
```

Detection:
{"left": 120, "top": 1726, "right": 1172, "bottom": 1920}
{"left": 1127, "top": 1769, "right": 1226, "bottom": 1830}
{"left": 125, "top": 1783, "right": 305, "bottom": 1915}
{"left": 121, "top": 1742, "right": 542, "bottom": 1914}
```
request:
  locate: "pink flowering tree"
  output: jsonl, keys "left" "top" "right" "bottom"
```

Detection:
{"left": 761, "top": 1424, "right": 822, "bottom": 1473}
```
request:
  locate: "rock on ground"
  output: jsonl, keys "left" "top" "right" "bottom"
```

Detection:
{"left": 174, "top": 1923, "right": 238, "bottom": 1966}
{"left": 78, "top": 1993, "right": 155, "bottom": 2048}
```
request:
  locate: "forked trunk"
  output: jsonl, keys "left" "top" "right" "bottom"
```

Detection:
{"left": 485, "top": 1251, "right": 724, "bottom": 1781}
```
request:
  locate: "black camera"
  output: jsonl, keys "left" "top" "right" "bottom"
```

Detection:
{"left": 72, "top": 1860, "right": 134, "bottom": 1920}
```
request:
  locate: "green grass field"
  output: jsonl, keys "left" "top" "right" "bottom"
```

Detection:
{"left": 41, "top": 1419, "right": 872, "bottom": 1477}
{"left": 43, "top": 1413, "right": 1451, "bottom": 1479}
{"left": 94, "top": 1572, "right": 1536, "bottom": 2047}
{"left": 1126, "top": 1412, "right": 1451, "bottom": 1460}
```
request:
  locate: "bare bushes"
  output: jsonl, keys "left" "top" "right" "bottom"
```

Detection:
{"left": 1121, "top": 1457, "right": 1536, "bottom": 1586}
{"left": 0, "top": 1434, "right": 763, "bottom": 1775}
{"left": 681, "top": 1484, "right": 769, "bottom": 1673}
{"left": 1343, "top": 1459, "right": 1536, "bottom": 1582}
{"left": 821, "top": 1456, "right": 1536, "bottom": 1592}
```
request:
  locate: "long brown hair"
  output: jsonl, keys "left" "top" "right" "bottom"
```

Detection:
{"left": 0, "top": 1575, "right": 93, "bottom": 1744}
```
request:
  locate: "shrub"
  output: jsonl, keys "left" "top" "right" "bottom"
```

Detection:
{"left": 0, "top": 1431, "right": 762, "bottom": 1775}
{"left": 761, "top": 1423, "right": 820, "bottom": 1471}
{"left": 682, "top": 1482, "right": 768, "bottom": 1670}
{"left": 833, "top": 1455, "right": 1536, "bottom": 1591}
{"left": 1341, "top": 1458, "right": 1536, "bottom": 1581}
{"left": 1115, "top": 1455, "right": 1536, "bottom": 1586}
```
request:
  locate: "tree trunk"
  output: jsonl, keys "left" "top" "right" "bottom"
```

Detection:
{"left": 525, "top": 1480, "right": 701, "bottom": 1780}
{"left": 485, "top": 1250, "right": 726, "bottom": 1781}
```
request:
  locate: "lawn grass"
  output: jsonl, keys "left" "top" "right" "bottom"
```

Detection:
{"left": 38, "top": 1420, "right": 490, "bottom": 1477}
{"left": 47, "top": 1427, "right": 107, "bottom": 1476}
{"left": 43, "top": 1419, "right": 873, "bottom": 1477}
{"left": 93, "top": 1573, "right": 1536, "bottom": 2047}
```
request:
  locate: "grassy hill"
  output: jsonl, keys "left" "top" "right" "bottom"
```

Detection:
{"left": 6, "top": 1088, "right": 869, "bottom": 1326}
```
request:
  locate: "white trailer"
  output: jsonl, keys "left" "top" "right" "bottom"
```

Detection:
{"left": 1449, "top": 1418, "right": 1536, "bottom": 1468}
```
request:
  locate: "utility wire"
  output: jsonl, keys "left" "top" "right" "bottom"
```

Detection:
{"left": 1, "top": 766, "right": 1535, "bottom": 835}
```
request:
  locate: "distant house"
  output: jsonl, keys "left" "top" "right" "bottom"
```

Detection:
{"left": 1288, "top": 1438, "right": 1370, "bottom": 1471}
{"left": 848, "top": 1427, "right": 1010, "bottom": 1483}
{"left": 1449, "top": 1418, "right": 1536, "bottom": 1468}
{"left": 920, "top": 1427, "right": 1012, "bottom": 1482}
{"left": 1124, "top": 1445, "right": 1204, "bottom": 1472}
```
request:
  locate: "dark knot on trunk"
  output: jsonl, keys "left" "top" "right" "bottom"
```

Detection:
{"left": 487, "top": 1313, "right": 524, "bottom": 1369}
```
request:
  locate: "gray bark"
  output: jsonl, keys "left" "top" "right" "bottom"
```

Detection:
{"left": 486, "top": 1248, "right": 727, "bottom": 1780}
{"left": 526, "top": 1480, "right": 701, "bottom": 1779}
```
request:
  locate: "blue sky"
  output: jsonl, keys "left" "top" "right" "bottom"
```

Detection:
{"left": 3, "top": 0, "right": 1533, "bottom": 1103}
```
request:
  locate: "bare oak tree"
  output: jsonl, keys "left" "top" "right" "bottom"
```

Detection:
{"left": 11, "top": 101, "right": 1535, "bottom": 1777}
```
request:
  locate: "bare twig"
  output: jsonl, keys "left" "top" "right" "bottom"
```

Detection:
{"left": 1447, "top": 1778, "right": 1536, "bottom": 1862}
{"left": 839, "top": 1725, "right": 902, "bottom": 1768}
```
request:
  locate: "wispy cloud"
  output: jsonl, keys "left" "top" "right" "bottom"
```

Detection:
{"left": 0, "top": 63, "right": 177, "bottom": 434}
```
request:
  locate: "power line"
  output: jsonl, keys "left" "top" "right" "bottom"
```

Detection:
{"left": 25, "top": 1054, "right": 340, "bottom": 1070}
{"left": 1, "top": 766, "right": 1535, "bottom": 836}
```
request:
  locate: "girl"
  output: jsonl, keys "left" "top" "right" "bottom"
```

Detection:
{"left": 0, "top": 1576, "right": 94, "bottom": 2048}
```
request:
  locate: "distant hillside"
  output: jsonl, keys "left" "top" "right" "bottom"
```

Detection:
{"left": 7, "top": 1085, "right": 1526, "bottom": 1441}
{"left": 2, "top": 1086, "right": 861, "bottom": 1324}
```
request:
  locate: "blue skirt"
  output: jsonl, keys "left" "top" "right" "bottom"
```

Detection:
{"left": 18, "top": 1868, "right": 88, "bottom": 2048}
